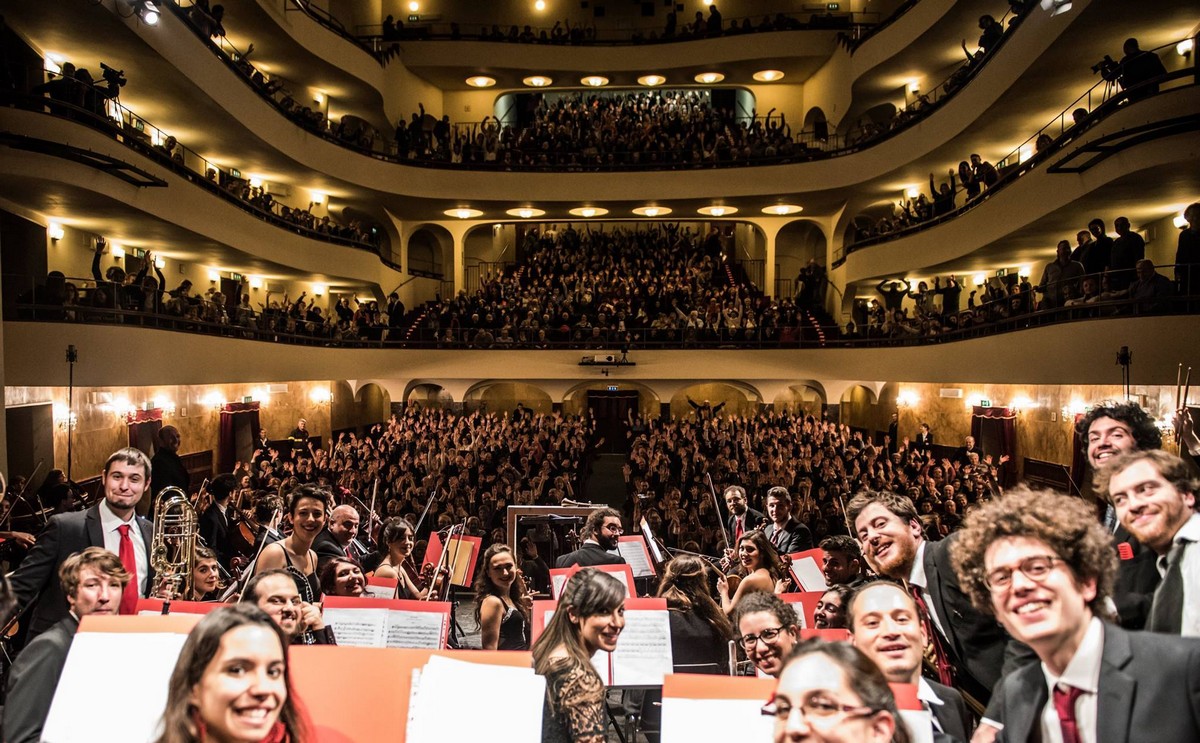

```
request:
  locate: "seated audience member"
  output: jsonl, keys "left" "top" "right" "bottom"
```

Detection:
{"left": 155, "top": 604, "right": 309, "bottom": 743}
{"left": 820, "top": 535, "right": 868, "bottom": 587}
{"left": 241, "top": 568, "right": 334, "bottom": 645}
{"left": 473, "top": 544, "right": 532, "bottom": 650}
{"left": 3, "top": 548, "right": 130, "bottom": 743}
{"left": 847, "top": 580, "right": 973, "bottom": 742}
{"left": 555, "top": 507, "right": 627, "bottom": 568}
{"left": 762, "top": 486, "right": 814, "bottom": 553}
{"left": 951, "top": 487, "right": 1200, "bottom": 742}
{"left": 318, "top": 556, "right": 366, "bottom": 598}
{"left": 532, "top": 569, "right": 626, "bottom": 743}
{"left": 813, "top": 585, "right": 852, "bottom": 630}
{"left": 719, "top": 530, "right": 786, "bottom": 615}
{"left": 732, "top": 591, "right": 801, "bottom": 678}
{"left": 1124, "top": 258, "right": 1175, "bottom": 310}
{"left": 1099, "top": 449, "right": 1199, "bottom": 635}
{"left": 765, "top": 639, "right": 910, "bottom": 743}
{"left": 190, "top": 545, "right": 222, "bottom": 601}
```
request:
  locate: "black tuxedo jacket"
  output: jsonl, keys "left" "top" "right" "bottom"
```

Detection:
{"left": 312, "top": 527, "right": 348, "bottom": 566}
{"left": 727, "top": 508, "right": 766, "bottom": 542}
{"left": 916, "top": 432, "right": 934, "bottom": 452}
{"left": 927, "top": 679, "right": 972, "bottom": 743}
{"left": 9, "top": 504, "right": 155, "bottom": 636}
{"left": 762, "top": 518, "right": 813, "bottom": 554}
{"left": 198, "top": 503, "right": 233, "bottom": 569}
{"left": 555, "top": 543, "right": 626, "bottom": 568}
{"left": 2, "top": 614, "right": 78, "bottom": 743}
{"left": 994, "top": 623, "right": 1200, "bottom": 743}
{"left": 922, "top": 535, "right": 1034, "bottom": 706}
{"left": 1111, "top": 524, "right": 1160, "bottom": 629}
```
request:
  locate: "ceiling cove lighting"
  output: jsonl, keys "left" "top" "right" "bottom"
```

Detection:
{"left": 465, "top": 76, "right": 497, "bottom": 88}
{"left": 697, "top": 206, "right": 737, "bottom": 217}
{"left": 762, "top": 204, "right": 802, "bottom": 215}
{"left": 694, "top": 72, "right": 725, "bottom": 84}
{"left": 752, "top": 70, "right": 784, "bottom": 82}
{"left": 637, "top": 74, "right": 666, "bottom": 87}
{"left": 580, "top": 75, "right": 609, "bottom": 87}
{"left": 445, "top": 208, "right": 483, "bottom": 219}
{"left": 506, "top": 208, "right": 546, "bottom": 218}
{"left": 632, "top": 206, "right": 671, "bottom": 217}
{"left": 522, "top": 75, "right": 553, "bottom": 87}
{"left": 569, "top": 207, "right": 608, "bottom": 217}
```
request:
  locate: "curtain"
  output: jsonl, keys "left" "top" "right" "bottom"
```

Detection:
{"left": 126, "top": 408, "right": 163, "bottom": 455}
{"left": 218, "top": 402, "right": 260, "bottom": 474}
{"left": 971, "top": 406, "right": 1017, "bottom": 487}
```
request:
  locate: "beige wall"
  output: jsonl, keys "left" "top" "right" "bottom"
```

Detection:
{"left": 669, "top": 382, "right": 759, "bottom": 419}
{"left": 468, "top": 382, "right": 553, "bottom": 415}
{"left": 563, "top": 383, "right": 660, "bottom": 418}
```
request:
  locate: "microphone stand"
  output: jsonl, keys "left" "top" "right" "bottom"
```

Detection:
{"left": 65, "top": 345, "right": 77, "bottom": 482}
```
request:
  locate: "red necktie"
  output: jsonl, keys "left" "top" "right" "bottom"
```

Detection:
{"left": 908, "top": 583, "right": 954, "bottom": 687}
{"left": 117, "top": 524, "right": 139, "bottom": 615}
{"left": 1053, "top": 684, "right": 1084, "bottom": 743}
{"left": 735, "top": 517, "right": 744, "bottom": 542}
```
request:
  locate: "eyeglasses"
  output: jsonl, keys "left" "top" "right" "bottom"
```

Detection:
{"left": 761, "top": 694, "right": 878, "bottom": 722}
{"left": 985, "top": 555, "right": 1064, "bottom": 591}
{"left": 739, "top": 626, "right": 787, "bottom": 649}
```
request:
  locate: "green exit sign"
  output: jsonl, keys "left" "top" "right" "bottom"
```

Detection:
{"left": 979, "top": 399, "right": 992, "bottom": 407}
{"left": 827, "top": 3, "right": 841, "bottom": 9}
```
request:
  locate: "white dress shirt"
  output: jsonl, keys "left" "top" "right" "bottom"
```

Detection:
{"left": 1158, "top": 513, "right": 1200, "bottom": 637}
{"left": 1038, "top": 616, "right": 1103, "bottom": 743}
{"left": 99, "top": 499, "right": 149, "bottom": 596}
{"left": 909, "top": 541, "right": 948, "bottom": 639}
{"left": 917, "top": 678, "right": 945, "bottom": 732}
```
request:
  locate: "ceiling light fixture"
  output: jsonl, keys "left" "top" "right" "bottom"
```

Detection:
{"left": 535, "top": 0, "right": 546, "bottom": 10}
{"left": 569, "top": 207, "right": 609, "bottom": 217}
{"left": 694, "top": 72, "right": 725, "bottom": 84}
{"left": 466, "top": 75, "right": 497, "bottom": 88}
{"left": 506, "top": 208, "right": 546, "bottom": 218}
{"left": 753, "top": 70, "right": 784, "bottom": 82}
{"left": 581, "top": 75, "right": 609, "bottom": 87}
{"left": 522, "top": 75, "right": 552, "bottom": 87}
{"left": 633, "top": 206, "right": 671, "bottom": 217}
{"left": 638, "top": 74, "right": 666, "bottom": 87}
{"left": 445, "top": 208, "right": 483, "bottom": 219}
{"left": 137, "top": 1, "right": 160, "bottom": 26}
{"left": 698, "top": 205, "right": 737, "bottom": 217}
{"left": 762, "top": 205, "right": 803, "bottom": 215}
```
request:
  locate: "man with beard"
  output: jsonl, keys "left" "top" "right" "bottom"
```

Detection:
{"left": 849, "top": 580, "right": 973, "bottom": 743}
{"left": 242, "top": 568, "right": 334, "bottom": 644}
{"left": 848, "top": 490, "right": 1028, "bottom": 712}
{"left": 1100, "top": 450, "right": 1199, "bottom": 636}
{"left": 819, "top": 535, "right": 868, "bottom": 587}
{"left": 723, "top": 485, "right": 765, "bottom": 544}
{"left": 555, "top": 507, "right": 627, "bottom": 568}
{"left": 732, "top": 591, "right": 800, "bottom": 678}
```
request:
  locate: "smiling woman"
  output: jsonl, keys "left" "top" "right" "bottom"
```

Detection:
{"left": 252, "top": 484, "right": 330, "bottom": 604}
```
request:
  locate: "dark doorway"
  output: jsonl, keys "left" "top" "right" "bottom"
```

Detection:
{"left": 218, "top": 403, "right": 260, "bottom": 474}
{"left": 587, "top": 391, "right": 638, "bottom": 454}
{"left": 6, "top": 403, "right": 54, "bottom": 492}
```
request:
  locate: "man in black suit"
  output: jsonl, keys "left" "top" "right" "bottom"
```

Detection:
{"left": 848, "top": 490, "right": 1030, "bottom": 711}
{"left": 724, "top": 485, "right": 766, "bottom": 546}
{"left": 3, "top": 547, "right": 131, "bottom": 743}
{"left": 555, "top": 508, "right": 626, "bottom": 568}
{"left": 7, "top": 448, "right": 155, "bottom": 637}
{"left": 312, "top": 504, "right": 360, "bottom": 568}
{"left": 197, "top": 473, "right": 237, "bottom": 570}
{"left": 848, "top": 580, "right": 973, "bottom": 743}
{"left": 761, "top": 486, "right": 813, "bottom": 554}
{"left": 1102, "top": 449, "right": 1198, "bottom": 635}
{"left": 149, "top": 425, "right": 190, "bottom": 502}
{"left": 952, "top": 435, "right": 980, "bottom": 467}
{"left": 819, "top": 535, "right": 868, "bottom": 587}
{"left": 915, "top": 423, "right": 934, "bottom": 455}
{"left": 951, "top": 487, "right": 1200, "bottom": 743}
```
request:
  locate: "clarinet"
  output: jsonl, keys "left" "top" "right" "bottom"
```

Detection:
{"left": 285, "top": 565, "right": 318, "bottom": 645}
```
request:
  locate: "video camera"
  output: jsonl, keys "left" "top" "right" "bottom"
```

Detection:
{"left": 99, "top": 62, "right": 127, "bottom": 88}
{"left": 1090, "top": 55, "right": 1120, "bottom": 82}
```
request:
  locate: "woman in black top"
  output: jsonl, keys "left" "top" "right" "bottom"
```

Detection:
{"left": 474, "top": 544, "right": 532, "bottom": 650}
{"left": 253, "top": 483, "right": 328, "bottom": 604}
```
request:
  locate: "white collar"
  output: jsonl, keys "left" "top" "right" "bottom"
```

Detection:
{"left": 1041, "top": 616, "right": 1104, "bottom": 695}
{"left": 98, "top": 499, "right": 136, "bottom": 532}
{"left": 916, "top": 678, "right": 944, "bottom": 706}
{"left": 1173, "top": 513, "right": 1200, "bottom": 546}
{"left": 908, "top": 540, "right": 929, "bottom": 590}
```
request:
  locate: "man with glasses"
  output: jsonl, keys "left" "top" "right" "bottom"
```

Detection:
{"left": 950, "top": 487, "right": 1200, "bottom": 742}
{"left": 555, "top": 507, "right": 627, "bottom": 568}
{"left": 731, "top": 591, "right": 800, "bottom": 678}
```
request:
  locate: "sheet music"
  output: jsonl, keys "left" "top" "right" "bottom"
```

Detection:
{"left": 617, "top": 538, "right": 655, "bottom": 578}
{"left": 661, "top": 698, "right": 774, "bottom": 742}
{"left": 789, "top": 556, "right": 828, "bottom": 591}
{"left": 322, "top": 607, "right": 386, "bottom": 647}
{"left": 550, "top": 573, "right": 568, "bottom": 598}
{"left": 407, "top": 655, "right": 545, "bottom": 742}
{"left": 385, "top": 609, "right": 446, "bottom": 649}
{"left": 364, "top": 584, "right": 395, "bottom": 599}
{"left": 640, "top": 517, "right": 664, "bottom": 563}
{"left": 608, "top": 609, "right": 673, "bottom": 686}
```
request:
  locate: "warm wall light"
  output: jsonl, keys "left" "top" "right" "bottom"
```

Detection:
{"left": 465, "top": 75, "right": 496, "bottom": 88}
{"left": 633, "top": 206, "right": 671, "bottom": 217}
{"left": 905, "top": 187, "right": 920, "bottom": 199}
{"left": 694, "top": 72, "right": 725, "bottom": 84}
{"left": 907, "top": 80, "right": 920, "bottom": 94}
{"left": 48, "top": 222, "right": 65, "bottom": 241}
{"left": 1009, "top": 395, "right": 1037, "bottom": 410}
{"left": 111, "top": 243, "right": 125, "bottom": 259}
{"left": 762, "top": 205, "right": 802, "bottom": 215}
{"left": 897, "top": 389, "right": 920, "bottom": 407}
{"left": 637, "top": 74, "right": 666, "bottom": 86}
{"left": 202, "top": 391, "right": 225, "bottom": 409}
{"left": 208, "top": 269, "right": 220, "bottom": 282}
{"left": 1018, "top": 265, "right": 1032, "bottom": 278}
{"left": 310, "top": 386, "right": 333, "bottom": 405}
{"left": 569, "top": 207, "right": 608, "bottom": 217}
{"left": 580, "top": 75, "right": 609, "bottom": 87}
{"left": 312, "top": 283, "right": 326, "bottom": 296}
{"left": 506, "top": 207, "right": 545, "bottom": 218}
{"left": 1175, "top": 213, "right": 1189, "bottom": 229}
{"left": 972, "top": 273, "right": 986, "bottom": 286}
{"left": 522, "top": 75, "right": 552, "bottom": 87}
{"left": 310, "top": 191, "right": 327, "bottom": 205}
{"left": 408, "top": 1, "right": 419, "bottom": 12}
{"left": 248, "top": 176, "right": 263, "bottom": 188}
{"left": 697, "top": 205, "right": 737, "bottom": 217}
{"left": 445, "top": 208, "right": 483, "bottom": 219}
{"left": 155, "top": 256, "right": 166, "bottom": 269}
{"left": 249, "top": 276, "right": 263, "bottom": 289}
{"left": 753, "top": 70, "right": 784, "bottom": 82}
{"left": 313, "top": 91, "right": 325, "bottom": 105}
{"left": 1177, "top": 39, "right": 1194, "bottom": 57}
{"left": 534, "top": 0, "right": 546, "bottom": 10}
{"left": 965, "top": 393, "right": 985, "bottom": 409}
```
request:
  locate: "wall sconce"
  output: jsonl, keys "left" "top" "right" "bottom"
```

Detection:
{"left": 111, "top": 243, "right": 125, "bottom": 259}
{"left": 1175, "top": 213, "right": 1189, "bottom": 229}
{"left": 972, "top": 273, "right": 986, "bottom": 286}
{"left": 965, "top": 393, "right": 985, "bottom": 409}
{"left": 53, "top": 403, "right": 76, "bottom": 430}
{"left": 208, "top": 269, "right": 220, "bottom": 282}
{"left": 897, "top": 389, "right": 920, "bottom": 407}
{"left": 312, "top": 283, "right": 326, "bottom": 296}
{"left": 1176, "top": 38, "right": 1193, "bottom": 58}
{"left": 1018, "top": 265, "right": 1032, "bottom": 278}
{"left": 150, "top": 397, "right": 177, "bottom": 415}
{"left": 249, "top": 276, "right": 262, "bottom": 289}
{"left": 906, "top": 80, "right": 920, "bottom": 94}
{"left": 248, "top": 176, "right": 263, "bottom": 188}
{"left": 202, "top": 391, "right": 225, "bottom": 409}
{"left": 905, "top": 187, "right": 920, "bottom": 199}
{"left": 1060, "top": 399, "right": 1088, "bottom": 418}
{"left": 1009, "top": 395, "right": 1037, "bottom": 411}
{"left": 310, "top": 191, "right": 327, "bottom": 205}
{"left": 310, "top": 387, "right": 332, "bottom": 405}
{"left": 155, "top": 256, "right": 166, "bottom": 269}
{"left": 48, "top": 222, "right": 65, "bottom": 241}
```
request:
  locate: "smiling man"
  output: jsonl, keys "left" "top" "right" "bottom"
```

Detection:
{"left": 1100, "top": 449, "right": 1199, "bottom": 636}
{"left": 951, "top": 487, "right": 1200, "bottom": 743}
{"left": 848, "top": 580, "right": 972, "bottom": 742}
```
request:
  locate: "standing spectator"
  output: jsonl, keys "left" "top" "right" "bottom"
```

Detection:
{"left": 1038, "top": 240, "right": 1085, "bottom": 308}
{"left": 1083, "top": 218, "right": 1114, "bottom": 277}
{"left": 150, "top": 426, "right": 190, "bottom": 504}
{"left": 1176, "top": 202, "right": 1200, "bottom": 295}
{"left": 705, "top": 4, "right": 723, "bottom": 36}
{"left": 1118, "top": 37, "right": 1168, "bottom": 100}
{"left": 970, "top": 153, "right": 999, "bottom": 191}
{"left": 1109, "top": 216, "right": 1145, "bottom": 290}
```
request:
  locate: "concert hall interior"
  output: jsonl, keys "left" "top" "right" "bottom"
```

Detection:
{"left": 0, "top": 0, "right": 1198, "bottom": 741}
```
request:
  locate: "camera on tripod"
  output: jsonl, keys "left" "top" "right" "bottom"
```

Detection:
{"left": 1090, "top": 55, "right": 1120, "bottom": 82}
{"left": 99, "top": 62, "right": 127, "bottom": 89}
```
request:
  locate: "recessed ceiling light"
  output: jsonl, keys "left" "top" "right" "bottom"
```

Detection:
{"left": 581, "top": 75, "right": 609, "bottom": 87}
{"left": 569, "top": 207, "right": 609, "bottom": 217}
{"left": 698, "top": 205, "right": 737, "bottom": 217}
{"left": 506, "top": 207, "right": 546, "bottom": 218}
{"left": 632, "top": 206, "right": 671, "bottom": 217}
{"left": 694, "top": 72, "right": 725, "bottom": 84}
{"left": 762, "top": 204, "right": 802, "bottom": 215}
{"left": 637, "top": 74, "right": 666, "bottom": 87}
{"left": 522, "top": 75, "right": 553, "bottom": 87}
{"left": 466, "top": 76, "right": 497, "bottom": 88}
{"left": 445, "top": 208, "right": 483, "bottom": 219}
{"left": 753, "top": 70, "right": 784, "bottom": 82}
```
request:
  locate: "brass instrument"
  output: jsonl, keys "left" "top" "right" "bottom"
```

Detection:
{"left": 150, "top": 486, "right": 197, "bottom": 600}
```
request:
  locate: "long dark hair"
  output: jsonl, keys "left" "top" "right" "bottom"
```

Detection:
{"left": 156, "top": 604, "right": 309, "bottom": 743}
{"left": 532, "top": 568, "right": 625, "bottom": 677}
{"left": 657, "top": 554, "right": 732, "bottom": 641}
{"left": 736, "top": 530, "right": 786, "bottom": 581}
{"left": 473, "top": 543, "right": 530, "bottom": 626}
